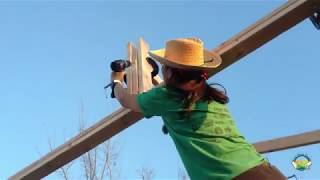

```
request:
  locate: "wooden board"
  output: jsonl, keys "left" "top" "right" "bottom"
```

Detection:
{"left": 10, "top": 0, "right": 320, "bottom": 179}
{"left": 9, "top": 108, "right": 143, "bottom": 180}
{"left": 253, "top": 130, "right": 320, "bottom": 154}
{"left": 137, "top": 38, "right": 153, "bottom": 92}
{"left": 209, "top": 0, "right": 319, "bottom": 76}
{"left": 127, "top": 39, "right": 152, "bottom": 94}
{"left": 128, "top": 42, "right": 139, "bottom": 93}
{"left": 126, "top": 42, "right": 133, "bottom": 94}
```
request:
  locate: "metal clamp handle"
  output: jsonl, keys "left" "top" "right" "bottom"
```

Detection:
{"left": 310, "top": 11, "right": 320, "bottom": 30}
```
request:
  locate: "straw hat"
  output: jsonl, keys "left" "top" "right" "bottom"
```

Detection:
{"left": 148, "top": 38, "right": 222, "bottom": 71}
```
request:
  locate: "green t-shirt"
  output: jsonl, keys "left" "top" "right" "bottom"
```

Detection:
{"left": 136, "top": 85, "right": 266, "bottom": 180}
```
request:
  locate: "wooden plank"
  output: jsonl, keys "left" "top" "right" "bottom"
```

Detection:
{"left": 137, "top": 38, "right": 144, "bottom": 93}
{"left": 10, "top": 1, "right": 320, "bottom": 179}
{"left": 137, "top": 38, "right": 153, "bottom": 92}
{"left": 254, "top": 130, "right": 320, "bottom": 154}
{"left": 209, "top": 0, "right": 320, "bottom": 76}
{"left": 126, "top": 42, "right": 133, "bottom": 94}
{"left": 131, "top": 43, "right": 139, "bottom": 93}
{"left": 9, "top": 108, "right": 143, "bottom": 180}
{"left": 126, "top": 42, "right": 139, "bottom": 94}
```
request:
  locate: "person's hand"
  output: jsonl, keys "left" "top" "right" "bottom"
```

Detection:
{"left": 111, "top": 71, "right": 126, "bottom": 82}
{"left": 152, "top": 75, "right": 163, "bottom": 86}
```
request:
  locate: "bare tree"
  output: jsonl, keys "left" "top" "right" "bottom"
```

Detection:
{"left": 48, "top": 102, "right": 120, "bottom": 180}
{"left": 78, "top": 103, "right": 120, "bottom": 180}
{"left": 78, "top": 139, "right": 119, "bottom": 180}
{"left": 137, "top": 167, "right": 155, "bottom": 180}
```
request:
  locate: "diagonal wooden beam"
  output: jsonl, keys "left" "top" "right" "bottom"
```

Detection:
{"left": 209, "top": 0, "right": 319, "bottom": 76}
{"left": 10, "top": 108, "right": 143, "bottom": 180}
{"left": 253, "top": 130, "right": 320, "bottom": 154}
{"left": 10, "top": 0, "right": 320, "bottom": 179}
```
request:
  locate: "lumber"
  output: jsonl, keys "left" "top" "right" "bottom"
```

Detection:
{"left": 130, "top": 43, "right": 139, "bottom": 93}
{"left": 10, "top": 0, "right": 320, "bottom": 179}
{"left": 254, "top": 130, "right": 320, "bottom": 154}
{"left": 209, "top": 0, "right": 320, "bottom": 76}
{"left": 9, "top": 108, "right": 143, "bottom": 180}
{"left": 137, "top": 38, "right": 153, "bottom": 92}
{"left": 137, "top": 38, "right": 145, "bottom": 93}
{"left": 126, "top": 42, "right": 133, "bottom": 94}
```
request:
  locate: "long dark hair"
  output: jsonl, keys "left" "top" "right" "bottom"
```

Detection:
{"left": 161, "top": 66, "right": 229, "bottom": 134}
{"left": 163, "top": 65, "right": 229, "bottom": 108}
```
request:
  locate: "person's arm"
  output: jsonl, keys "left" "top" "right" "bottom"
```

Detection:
{"left": 113, "top": 83, "right": 141, "bottom": 112}
{"left": 111, "top": 71, "right": 141, "bottom": 112}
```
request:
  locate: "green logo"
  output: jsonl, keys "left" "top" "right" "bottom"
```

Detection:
{"left": 292, "top": 154, "right": 312, "bottom": 171}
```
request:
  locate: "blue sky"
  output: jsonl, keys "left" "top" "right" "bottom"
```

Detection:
{"left": 1, "top": 1, "right": 319, "bottom": 179}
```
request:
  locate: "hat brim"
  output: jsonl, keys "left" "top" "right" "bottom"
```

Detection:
{"left": 148, "top": 48, "right": 222, "bottom": 71}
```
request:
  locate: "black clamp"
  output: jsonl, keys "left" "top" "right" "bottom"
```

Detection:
{"left": 310, "top": 11, "right": 320, "bottom": 30}
{"left": 146, "top": 57, "right": 159, "bottom": 78}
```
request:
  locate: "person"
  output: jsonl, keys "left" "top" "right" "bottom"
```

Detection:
{"left": 110, "top": 38, "right": 287, "bottom": 180}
